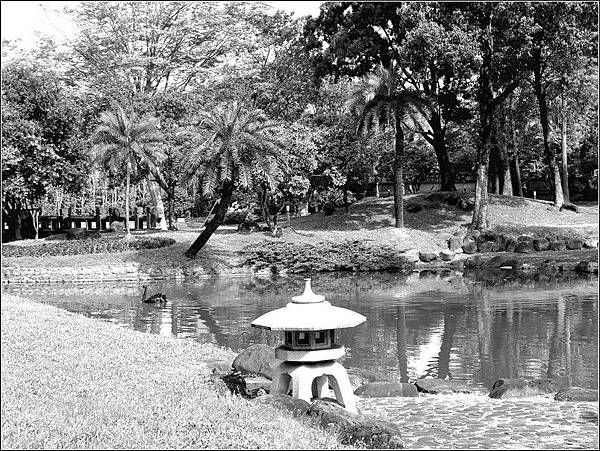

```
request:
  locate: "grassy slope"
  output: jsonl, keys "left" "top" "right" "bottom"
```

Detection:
{"left": 1, "top": 296, "right": 349, "bottom": 449}
{"left": 2, "top": 193, "right": 598, "bottom": 271}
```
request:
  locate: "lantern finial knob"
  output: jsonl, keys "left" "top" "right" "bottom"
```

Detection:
{"left": 292, "top": 278, "right": 325, "bottom": 304}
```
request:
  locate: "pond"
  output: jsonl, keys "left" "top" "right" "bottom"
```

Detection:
{"left": 4, "top": 270, "right": 598, "bottom": 390}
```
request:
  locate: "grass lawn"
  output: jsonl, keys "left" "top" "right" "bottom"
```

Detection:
{"left": 2, "top": 193, "right": 597, "bottom": 274}
{"left": 1, "top": 295, "right": 350, "bottom": 449}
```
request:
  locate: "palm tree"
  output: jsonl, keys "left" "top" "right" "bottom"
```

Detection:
{"left": 182, "top": 101, "right": 286, "bottom": 258}
{"left": 347, "top": 64, "right": 430, "bottom": 228}
{"left": 92, "top": 105, "right": 164, "bottom": 238}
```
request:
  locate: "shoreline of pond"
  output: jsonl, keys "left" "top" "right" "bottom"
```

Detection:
{"left": 1, "top": 247, "right": 597, "bottom": 285}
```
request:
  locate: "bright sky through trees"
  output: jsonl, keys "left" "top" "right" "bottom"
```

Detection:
{"left": 0, "top": 1, "right": 323, "bottom": 49}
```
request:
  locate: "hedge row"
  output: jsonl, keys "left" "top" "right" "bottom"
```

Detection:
{"left": 241, "top": 240, "right": 414, "bottom": 273}
{"left": 2, "top": 236, "right": 176, "bottom": 258}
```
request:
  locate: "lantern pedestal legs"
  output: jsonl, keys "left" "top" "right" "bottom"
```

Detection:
{"left": 271, "top": 360, "right": 357, "bottom": 413}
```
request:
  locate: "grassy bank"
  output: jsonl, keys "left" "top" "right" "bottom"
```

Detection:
{"left": 0, "top": 296, "right": 349, "bottom": 449}
{"left": 2, "top": 194, "right": 597, "bottom": 280}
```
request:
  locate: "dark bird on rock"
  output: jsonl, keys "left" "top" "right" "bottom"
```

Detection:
{"left": 141, "top": 286, "right": 167, "bottom": 304}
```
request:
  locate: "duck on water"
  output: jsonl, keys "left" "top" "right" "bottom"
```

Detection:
{"left": 141, "top": 286, "right": 167, "bottom": 304}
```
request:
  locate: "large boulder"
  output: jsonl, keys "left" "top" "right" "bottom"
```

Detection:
{"left": 254, "top": 394, "right": 311, "bottom": 417}
{"left": 354, "top": 382, "right": 418, "bottom": 398}
{"left": 308, "top": 399, "right": 404, "bottom": 449}
{"left": 447, "top": 236, "right": 463, "bottom": 251}
{"left": 66, "top": 227, "right": 89, "bottom": 240}
{"left": 477, "top": 241, "right": 494, "bottom": 253}
{"left": 439, "top": 250, "right": 454, "bottom": 261}
{"left": 533, "top": 238, "right": 550, "bottom": 251}
{"left": 232, "top": 344, "right": 277, "bottom": 380}
{"left": 554, "top": 387, "right": 598, "bottom": 402}
{"left": 461, "top": 242, "right": 478, "bottom": 255}
{"left": 504, "top": 238, "right": 518, "bottom": 253}
{"left": 566, "top": 240, "right": 583, "bottom": 250}
{"left": 515, "top": 241, "right": 534, "bottom": 253}
{"left": 488, "top": 378, "right": 567, "bottom": 399}
{"left": 418, "top": 251, "right": 438, "bottom": 262}
{"left": 415, "top": 378, "right": 476, "bottom": 394}
{"left": 549, "top": 241, "right": 567, "bottom": 251}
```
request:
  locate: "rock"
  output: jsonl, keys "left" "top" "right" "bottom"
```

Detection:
{"left": 517, "top": 234, "right": 532, "bottom": 242}
{"left": 504, "top": 238, "right": 518, "bottom": 253}
{"left": 66, "top": 227, "right": 89, "bottom": 240}
{"left": 444, "top": 193, "right": 460, "bottom": 206}
{"left": 447, "top": 236, "right": 462, "bottom": 251}
{"left": 309, "top": 399, "right": 404, "bottom": 449}
{"left": 533, "top": 238, "right": 550, "bottom": 251}
{"left": 439, "top": 250, "right": 454, "bottom": 261}
{"left": 583, "top": 239, "right": 598, "bottom": 249}
{"left": 549, "top": 241, "right": 567, "bottom": 251}
{"left": 110, "top": 221, "right": 124, "bottom": 232}
{"left": 419, "top": 251, "right": 438, "bottom": 262}
{"left": 406, "top": 203, "right": 423, "bottom": 213}
{"left": 232, "top": 344, "right": 277, "bottom": 380}
{"left": 403, "top": 249, "right": 421, "bottom": 263}
{"left": 477, "top": 241, "right": 494, "bottom": 253}
{"left": 464, "top": 255, "right": 485, "bottom": 268}
{"left": 575, "top": 261, "right": 598, "bottom": 273}
{"left": 461, "top": 242, "right": 477, "bottom": 254}
{"left": 45, "top": 233, "right": 67, "bottom": 241}
{"left": 489, "top": 378, "right": 567, "bottom": 399}
{"left": 483, "top": 255, "right": 520, "bottom": 269}
{"left": 463, "top": 230, "right": 480, "bottom": 243}
{"left": 554, "top": 387, "right": 598, "bottom": 402}
{"left": 415, "top": 378, "right": 476, "bottom": 394}
{"left": 559, "top": 202, "right": 579, "bottom": 213}
{"left": 491, "top": 235, "right": 507, "bottom": 252}
{"left": 566, "top": 240, "right": 583, "bottom": 250}
{"left": 354, "top": 382, "right": 418, "bottom": 398}
{"left": 515, "top": 241, "right": 534, "bottom": 253}
{"left": 254, "top": 394, "right": 311, "bottom": 417}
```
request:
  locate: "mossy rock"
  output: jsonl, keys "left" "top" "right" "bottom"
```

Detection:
{"left": 533, "top": 238, "right": 550, "bottom": 251}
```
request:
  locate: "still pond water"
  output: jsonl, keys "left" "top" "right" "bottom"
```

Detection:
{"left": 5, "top": 270, "right": 598, "bottom": 390}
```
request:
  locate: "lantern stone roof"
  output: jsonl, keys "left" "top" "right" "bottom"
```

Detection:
{"left": 251, "top": 279, "right": 366, "bottom": 331}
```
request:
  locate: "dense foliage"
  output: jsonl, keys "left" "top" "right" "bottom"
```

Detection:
{"left": 1, "top": 1, "right": 597, "bottom": 246}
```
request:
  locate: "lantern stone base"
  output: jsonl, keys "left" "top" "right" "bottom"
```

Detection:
{"left": 270, "top": 360, "right": 357, "bottom": 413}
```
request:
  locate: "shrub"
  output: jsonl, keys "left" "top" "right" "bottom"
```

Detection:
{"left": 223, "top": 209, "right": 249, "bottom": 224}
{"left": 241, "top": 240, "right": 414, "bottom": 273}
{"left": 2, "top": 236, "right": 175, "bottom": 258}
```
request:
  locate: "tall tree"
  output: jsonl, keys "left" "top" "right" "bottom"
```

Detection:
{"left": 456, "top": 3, "right": 527, "bottom": 229}
{"left": 304, "top": 2, "right": 476, "bottom": 191}
{"left": 1, "top": 60, "right": 87, "bottom": 240}
{"left": 526, "top": 2, "right": 598, "bottom": 206}
{"left": 92, "top": 105, "right": 163, "bottom": 237}
{"left": 347, "top": 64, "right": 429, "bottom": 228}
{"left": 182, "top": 102, "right": 286, "bottom": 258}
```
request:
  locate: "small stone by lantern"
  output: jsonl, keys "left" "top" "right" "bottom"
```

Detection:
{"left": 251, "top": 278, "right": 366, "bottom": 413}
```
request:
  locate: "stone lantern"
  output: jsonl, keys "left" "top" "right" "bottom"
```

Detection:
{"left": 251, "top": 278, "right": 366, "bottom": 413}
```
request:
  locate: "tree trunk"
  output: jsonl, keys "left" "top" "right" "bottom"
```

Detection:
{"left": 31, "top": 209, "right": 40, "bottom": 240}
{"left": 147, "top": 178, "right": 168, "bottom": 230}
{"left": 497, "top": 109, "right": 513, "bottom": 196}
{"left": 533, "top": 63, "right": 564, "bottom": 208}
{"left": 167, "top": 188, "right": 176, "bottom": 230}
{"left": 561, "top": 116, "right": 570, "bottom": 202}
{"left": 473, "top": 163, "right": 490, "bottom": 230}
{"left": 185, "top": 180, "right": 234, "bottom": 258}
{"left": 125, "top": 164, "right": 131, "bottom": 236}
{"left": 430, "top": 117, "right": 456, "bottom": 191}
{"left": 393, "top": 115, "right": 405, "bottom": 228}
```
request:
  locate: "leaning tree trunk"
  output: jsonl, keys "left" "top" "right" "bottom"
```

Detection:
{"left": 185, "top": 180, "right": 234, "bottom": 258}
{"left": 393, "top": 115, "right": 405, "bottom": 228}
